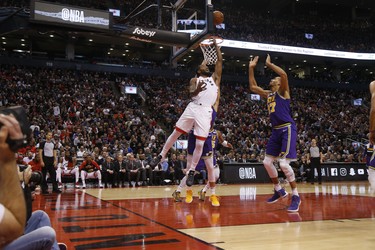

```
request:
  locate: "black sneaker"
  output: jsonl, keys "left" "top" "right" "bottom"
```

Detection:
{"left": 53, "top": 189, "right": 62, "bottom": 194}
{"left": 186, "top": 170, "right": 195, "bottom": 187}
{"left": 150, "top": 155, "right": 162, "bottom": 168}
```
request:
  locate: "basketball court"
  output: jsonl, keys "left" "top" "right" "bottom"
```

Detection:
{"left": 33, "top": 182, "right": 375, "bottom": 250}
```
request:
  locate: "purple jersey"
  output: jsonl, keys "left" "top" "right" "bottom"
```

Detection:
{"left": 366, "top": 144, "right": 375, "bottom": 170}
{"left": 267, "top": 92, "right": 294, "bottom": 127}
{"left": 266, "top": 92, "right": 297, "bottom": 160}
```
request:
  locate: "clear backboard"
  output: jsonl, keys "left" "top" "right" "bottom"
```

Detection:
{"left": 170, "top": 0, "right": 214, "bottom": 66}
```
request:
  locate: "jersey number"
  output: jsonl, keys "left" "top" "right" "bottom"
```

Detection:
{"left": 267, "top": 96, "right": 276, "bottom": 114}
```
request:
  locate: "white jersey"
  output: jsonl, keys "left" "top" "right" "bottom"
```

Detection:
{"left": 61, "top": 158, "right": 69, "bottom": 170}
{"left": 192, "top": 76, "right": 218, "bottom": 107}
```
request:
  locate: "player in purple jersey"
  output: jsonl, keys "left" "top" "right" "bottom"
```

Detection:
{"left": 249, "top": 54, "right": 301, "bottom": 212}
{"left": 368, "top": 80, "right": 375, "bottom": 192}
{"left": 364, "top": 142, "right": 375, "bottom": 192}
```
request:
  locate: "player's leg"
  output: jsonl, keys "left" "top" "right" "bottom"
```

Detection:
{"left": 81, "top": 170, "right": 87, "bottom": 188}
{"left": 264, "top": 129, "right": 289, "bottom": 203}
{"left": 279, "top": 125, "right": 300, "bottom": 212}
{"left": 94, "top": 170, "right": 103, "bottom": 188}
{"left": 72, "top": 167, "right": 80, "bottom": 188}
{"left": 56, "top": 167, "right": 62, "bottom": 188}
{"left": 172, "top": 152, "right": 190, "bottom": 202}
{"left": 204, "top": 157, "right": 220, "bottom": 206}
{"left": 151, "top": 105, "right": 195, "bottom": 168}
{"left": 186, "top": 106, "right": 211, "bottom": 187}
{"left": 369, "top": 167, "right": 375, "bottom": 192}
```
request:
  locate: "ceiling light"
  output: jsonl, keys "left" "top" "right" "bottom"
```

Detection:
{"left": 49, "top": 34, "right": 54, "bottom": 38}
{"left": 89, "top": 39, "right": 93, "bottom": 42}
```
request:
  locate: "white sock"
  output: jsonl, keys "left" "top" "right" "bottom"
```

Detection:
{"left": 292, "top": 188, "right": 299, "bottom": 196}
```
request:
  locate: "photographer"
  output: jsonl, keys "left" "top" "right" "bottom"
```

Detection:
{"left": 0, "top": 114, "right": 26, "bottom": 248}
{"left": 0, "top": 111, "right": 66, "bottom": 250}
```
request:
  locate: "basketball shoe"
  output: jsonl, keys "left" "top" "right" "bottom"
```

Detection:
{"left": 267, "top": 188, "right": 288, "bottom": 203}
{"left": 198, "top": 189, "right": 206, "bottom": 201}
{"left": 172, "top": 190, "right": 182, "bottom": 202}
{"left": 186, "top": 170, "right": 195, "bottom": 186}
{"left": 185, "top": 190, "right": 193, "bottom": 203}
{"left": 209, "top": 194, "right": 220, "bottom": 207}
{"left": 287, "top": 195, "right": 301, "bottom": 212}
{"left": 149, "top": 155, "right": 162, "bottom": 168}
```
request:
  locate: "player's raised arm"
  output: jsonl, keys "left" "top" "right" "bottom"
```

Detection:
{"left": 213, "top": 39, "right": 223, "bottom": 85}
{"left": 249, "top": 56, "right": 269, "bottom": 99}
{"left": 265, "top": 54, "right": 289, "bottom": 97}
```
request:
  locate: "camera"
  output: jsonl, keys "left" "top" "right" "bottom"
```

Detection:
{"left": 0, "top": 106, "right": 31, "bottom": 152}
{"left": 18, "top": 165, "right": 43, "bottom": 185}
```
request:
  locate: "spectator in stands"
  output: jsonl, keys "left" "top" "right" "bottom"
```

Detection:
{"left": 114, "top": 154, "right": 128, "bottom": 187}
{"left": 126, "top": 153, "right": 143, "bottom": 187}
{"left": 102, "top": 155, "right": 119, "bottom": 188}
{"left": 174, "top": 154, "right": 187, "bottom": 184}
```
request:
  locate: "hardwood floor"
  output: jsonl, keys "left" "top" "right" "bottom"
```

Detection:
{"left": 33, "top": 182, "right": 375, "bottom": 250}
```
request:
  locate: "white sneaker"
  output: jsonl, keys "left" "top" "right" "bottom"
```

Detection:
{"left": 82, "top": 184, "right": 86, "bottom": 189}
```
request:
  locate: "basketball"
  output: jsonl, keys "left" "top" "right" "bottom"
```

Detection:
{"left": 213, "top": 10, "right": 224, "bottom": 25}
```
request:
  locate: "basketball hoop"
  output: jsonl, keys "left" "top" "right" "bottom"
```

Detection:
{"left": 199, "top": 36, "right": 224, "bottom": 65}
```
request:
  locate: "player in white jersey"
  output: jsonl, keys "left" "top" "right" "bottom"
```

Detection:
{"left": 56, "top": 150, "right": 80, "bottom": 189}
{"left": 150, "top": 39, "right": 223, "bottom": 184}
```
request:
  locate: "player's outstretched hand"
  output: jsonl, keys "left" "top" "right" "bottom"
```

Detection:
{"left": 249, "top": 56, "right": 259, "bottom": 68}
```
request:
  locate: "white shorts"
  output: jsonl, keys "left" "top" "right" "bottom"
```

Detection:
{"left": 175, "top": 102, "right": 212, "bottom": 139}
{"left": 81, "top": 170, "right": 101, "bottom": 179}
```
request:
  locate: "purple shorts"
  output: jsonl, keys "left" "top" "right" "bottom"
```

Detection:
{"left": 266, "top": 123, "right": 297, "bottom": 160}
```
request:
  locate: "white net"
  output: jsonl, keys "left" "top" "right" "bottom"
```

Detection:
{"left": 199, "top": 38, "right": 223, "bottom": 65}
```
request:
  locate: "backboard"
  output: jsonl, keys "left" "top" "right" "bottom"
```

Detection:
{"left": 170, "top": 0, "right": 214, "bottom": 66}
